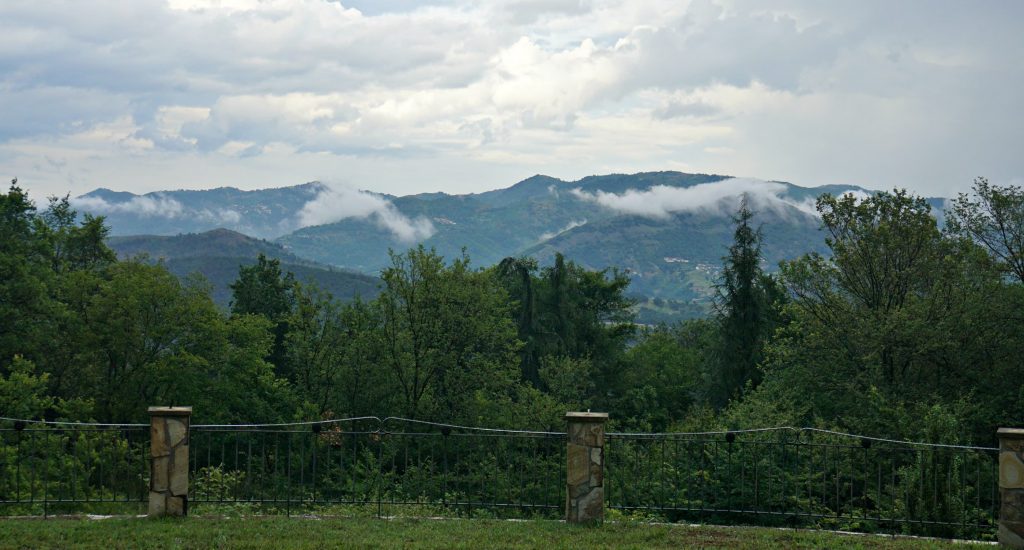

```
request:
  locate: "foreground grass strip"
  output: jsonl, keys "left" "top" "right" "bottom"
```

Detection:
{"left": 0, "top": 517, "right": 994, "bottom": 549}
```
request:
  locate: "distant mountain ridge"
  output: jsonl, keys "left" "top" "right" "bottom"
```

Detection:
{"left": 108, "top": 228, "right": 313, "bottom": 265}
{"left": 106, "top": 229, "right": 379, "bottom": 308}
{"left": 78, "top": 171, "right": 934, "bottom": 307}
{"left": 75, "top": 183, "right": 325, "bottom": 239}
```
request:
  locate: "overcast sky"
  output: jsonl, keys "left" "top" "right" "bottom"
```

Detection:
{"left": 2, "top": 0, "right": 1022, "bottom": 199}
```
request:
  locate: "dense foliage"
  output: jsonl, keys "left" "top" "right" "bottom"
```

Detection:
{"left": 2, "top": 177, "right": 1022, "bottom": 446}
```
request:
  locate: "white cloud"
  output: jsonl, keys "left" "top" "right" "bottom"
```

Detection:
{"left": 199, "top": 207, "right": 243, "bottom": 224}
{"left": 72, "top": 194, "right": 186, "bottom": 218}
{"left": 70, "top": 193, "right": 243, "bottom": 225}
{"left": 570, "top": 178, "right": 826, "bottom": 218}
{"left": 296, "top": 183, "right": 436, "bottom": 242}
{"left": 539, "top": 219, "right": 587, "bottom": 241}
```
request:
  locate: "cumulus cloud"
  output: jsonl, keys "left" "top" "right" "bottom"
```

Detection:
{"left": 570, "top": 178, "right": 828, "bottom": 218}
{"left": 296, "top": 183, "right": 436, "bottom": 242}
{"left": 3, "top": 1, "right": 1023, "bottom": 198}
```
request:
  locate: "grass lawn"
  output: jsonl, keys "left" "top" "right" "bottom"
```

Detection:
{"left": 0, "top": 516, "right": 995, "bottom": 549}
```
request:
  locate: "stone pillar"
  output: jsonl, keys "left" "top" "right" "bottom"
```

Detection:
{"left": 566, "top": 411, "right": 608, "bottom": 523}
{"left": 1001, "top": 428, "right": 1024, "bottom": 547}
{"left": 149, "top": 406, "right": 191, "bottom": 517}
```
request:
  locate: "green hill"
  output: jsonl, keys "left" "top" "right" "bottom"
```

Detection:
{"left": 107, "top": 229, "right": 379, "bottom": 308}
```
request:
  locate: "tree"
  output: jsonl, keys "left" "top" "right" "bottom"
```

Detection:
{"left": 286, "top": 284, "right": 387, "bottom": 417}
{"left": 496, "top": 257, "right": 541, "bottom": 386}
{"left": 536, "top": 254, "right": 635, "bottom": 399}
{"left": 736, "top": 188, "right": 1024, "bottom": 443}
{"left": 946, "top": 177, "right": 1024, "bottom": 283}
{"left": 781, "top": 190, "right": 945, "bottom": 387}
{"left": 378, "top": 246, "right": 520, "bottom": 421}
{"left": 37, "top": 195, "right": 116, "bottom": 274}
{"left": 496, "top": 254, "right": 635, "bottom": 398}
{"left": 229, "top": 254, "right": 296, "bottom": 376}
{"left": 616, "top": 325, "right": 704, "bottom": 430}
{"left": 0, "top": 180, "right": 51, "bottom": 372}
{"left": 711, "top": 196, "right": 781, "bottom": 406}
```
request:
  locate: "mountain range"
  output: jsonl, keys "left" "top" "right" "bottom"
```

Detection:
{"left": 75, "top": 171, "right": 940, "bottom": 319}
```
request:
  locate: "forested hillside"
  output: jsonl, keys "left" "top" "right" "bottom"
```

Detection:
{"left": 3, "top": 177, "right": 1023, "bottom": 449}
{"left": 74, "top": 172, "right": 886, "bottom": 304}
{"left": 107, "top": 229, "right": 379, "bottom": 308}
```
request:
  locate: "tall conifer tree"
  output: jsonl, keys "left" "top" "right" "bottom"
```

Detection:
{"left": 713, "top": 195, "right": 778, "bottom": 406}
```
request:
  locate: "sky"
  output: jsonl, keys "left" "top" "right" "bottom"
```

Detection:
{"left": 2, "top": 0, "right": 1022, "bottom": 200}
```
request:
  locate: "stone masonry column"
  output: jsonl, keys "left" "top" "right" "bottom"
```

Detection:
{"left": 1000, "top": 428, "right": 1024, "bottom": 547}
{"left": 566, "top": 412, "right": 608, "bottom": 523}
{"left": 149, "top": 406, "right": 191, "bottom": 517}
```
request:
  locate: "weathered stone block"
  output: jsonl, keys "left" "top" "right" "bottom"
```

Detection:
{"left": 151, "top": 421, "right": 170, "bottom": 458}
{"left": 1003, "top": 452, "right": 1024, "bottom": 489}
{"left": 148, "top": 492, "right": 165, "bottom": 516}
{"left": 1002, "top": 489, "right": 1024, "bottom": 520}
{"left": 589, "top": 461, "right": 603, "bottom": 486}
{"left": 167, "top": 418, "right": 188, "bottom": 449}
{"left": 567, "top": 443, "right": 590, "bottom": 486}
{"left": 171, "top": 446, "right": 189, "bottom": 496}
{"left": 588, "top": 424, "right": 603, "bottom": 447}
{"left": 590, "top": 447, "right": 602, "bottom": 465}
{"left": 568, "top": 423, "right": 584, "bottom": 444}
{"left": 576, "top": 486, "right": 604, "bottom": 522}
{"left": 571, "top": 480, "right": 593, "bottom": 499}
{"left": 166, "top": 495, "right": 185, "bottom": 516}
{"left": 1000, "top": 522, "right": 1024, "bottom": 549}
{"left": 151, "top": 456, "right": 169, "bottom": 492}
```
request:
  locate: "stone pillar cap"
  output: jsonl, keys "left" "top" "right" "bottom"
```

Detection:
{"left": 148, "top": 406, "right": 193, "bottom": 416}
{"left": 565, "top": 412, "right": 608, "bottom": 422}
{"left": 998, "top": 428, "right": 1024, "bottom": 439}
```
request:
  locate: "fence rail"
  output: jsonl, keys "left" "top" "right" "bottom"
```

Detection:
{"left": 0, "top": 415, "right": 1002, "bottom": 540}
{"left": 0, "top": 421, "right": 148, "bottom": 516}
{"left": 605, "top": 428, "right": 998, "bottom": 539}
{"left": 187, "top": 417, "right": 566, "bottom": 518}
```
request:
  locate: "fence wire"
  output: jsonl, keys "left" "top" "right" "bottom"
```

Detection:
{"left": 605, "top": 429, "right": 998, "bottom": 539}
{"left": 186, "top": 417, "right": 565, "bottom": 518}
{"left": 0, "top": 416, "right": 1002, "bottom": 539}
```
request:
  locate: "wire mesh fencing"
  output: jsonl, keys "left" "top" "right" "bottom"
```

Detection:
{"left": 186, "top": 417, "right": 566, "bottom": 518}
{"left": 0, "top": 419, "right": 148, "bottom": 516}
{"left": 605, "top": 427, "right": 999, "bottom": 540}
{"left": 0, "top": 414, "right": 1003, "bottom": 541}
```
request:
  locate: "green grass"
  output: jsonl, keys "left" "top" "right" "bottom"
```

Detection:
{"left": 0, "top": 516, "right": 994, "bottom": 549}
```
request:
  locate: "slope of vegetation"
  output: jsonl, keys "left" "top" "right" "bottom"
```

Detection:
{"left": 107, "top": 229, "right": 380, "bottom": 307}
{"left": 3, "top": 177, "right": 1024, "bottom": 537}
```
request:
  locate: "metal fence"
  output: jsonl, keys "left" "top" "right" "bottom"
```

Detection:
{"left": 0, "top": 415, "right": 1002, "bottom": 540}
{"left": 187, "top": 417, "right": 566, "bottom": 518}
{"left": 605, "top": 427, "right": 999, "bottom": 540}
{"left": 0, "top": 418, "right": 148, "bottom": 516}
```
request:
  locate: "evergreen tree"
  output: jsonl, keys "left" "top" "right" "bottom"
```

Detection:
{"left": 229, "top": 254, "right": 296, "bottom": 377}
{"left": 712, "top": 195, "right": 779, "bottom": 406}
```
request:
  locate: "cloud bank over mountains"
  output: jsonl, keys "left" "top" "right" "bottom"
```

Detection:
{"left": 296, "top": 183, "right": 435, "bottom": 242}
{"left": 570, "top": 178, "right": 816, "bottom": 218}
{"left": 72, "top": 194, "right": 243, "bottom": 224}
{"left": 2, "top": 0, "right": 1022, "bottom": 199}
